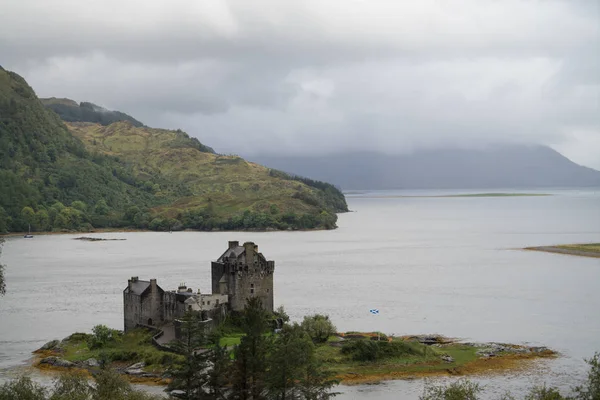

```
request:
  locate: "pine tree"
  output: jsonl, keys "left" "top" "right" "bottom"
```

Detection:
{"left": 230, "top": 298, "right": 271, "bottom": 400}
{"left": 167, "top": 312, "right": 210, "bottom": 399}
{"left": 266, "top": 323, "right": 313, "bottom": 400}
{"left": 205, "top": 335, "right": 231, "bottom": 400}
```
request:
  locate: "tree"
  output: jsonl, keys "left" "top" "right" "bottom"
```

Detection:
{"left": 88, "top": 325, "right": 119, "bottom": 349}
{"left": 574, "top": 352, "right": 600, "bottom": 400}
{"left": 167, "top": 312, "right": 210, "bottom": 399}
{"left": 21, "top": 206, "right": 36, "bottom": 229}
{"left": 71, "top": 201, "right": 87, "bottom": 213}
{"left": 0, "top": 237, "right": 6, "bottom": 296}
{"left": 0, "top": 206, "right": 9, "bottom": 233}
{"left": 420, "top": 379, "right": 482, "bottom": 400}
{"left": 94, "top": 200, "right": 110, "bottom": 216}
{"left": 231, "top": 298, "right": 271, "bottom": 400}
{"left": 49, "top": 371, "right": 92, "bottom": 400}
{"left": 0, "top": 376, "right": 46, "bottom": 400}
{"left": 93, "top": 369, "right": 134, "bottom": 400}
{"left": 205, "top": 335, "right": 230, "bottom": 400}
{"left": 523, "top": 386, "right": 567, "bottom": 400}
{"left": 301, "top": 315, "right": 336, "bottom": 344}
{"left": 35, "top": 209, "right": 50, "bottom": 231}
{"left": 297, "top": 356, "right": 339, "bottom": 400}
{"left": 266, "top": 323, "right": 314, "bottom": 400}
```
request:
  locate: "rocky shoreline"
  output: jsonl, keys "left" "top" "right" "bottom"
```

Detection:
{"left": 32, "top": 333, "right": 557, "bottom": 386}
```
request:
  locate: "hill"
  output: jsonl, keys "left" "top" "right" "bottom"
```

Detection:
{"left": 0, "top": 68, "right": 347, "bottom": 233}
{"left": 65, "top": 121, "right": 347, "bottom": 230}
{"left": 40, "top": 97, "right": 146, "bottom": 128}
{"left": 249, "top": 146, "right": 600, "bottom": 190}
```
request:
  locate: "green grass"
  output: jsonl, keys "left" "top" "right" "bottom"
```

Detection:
{"left": 526, "top": 243, "right": 600, "bottom": 258}
{"left": 313, "top": 337, "right": 477, "bottom": 378}
{"left": 57, "top": 329, "right": 182, "bottom": 372}
{"left": 557, "top": 243, "right": 600, "bottom": 253}
{"left": 219, "top": 334, "right": 243, "bottom": 347}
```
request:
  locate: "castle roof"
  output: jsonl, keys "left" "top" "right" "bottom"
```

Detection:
{"left": 218, "top": 246, "right": 245, "bottom": 262}
{"left": 124, "top": 277, "right": 164, "bottom": 296}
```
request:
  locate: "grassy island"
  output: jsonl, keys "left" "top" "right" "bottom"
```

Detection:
{"left": 33, "top": 330, "right": 556, "bottom": 386}
{"left": 525, "top": 243, "right": 600, "bottom": 258}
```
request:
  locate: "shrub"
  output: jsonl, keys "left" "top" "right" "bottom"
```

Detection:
{"left": 420, "top": 379, "right": 482, "bottom": 400}
{"left": 341, "top": 340, "right": 421, "bottom": 362}
{"left": 301, "top": 314, "right": 336, "bottom": 343}
{"left": 87, "top": 324, "right": 120, "bottom": 349}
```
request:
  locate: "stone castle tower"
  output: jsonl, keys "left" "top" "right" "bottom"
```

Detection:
{"left": 211, "top": 241, "right": 275, "bottom": 312}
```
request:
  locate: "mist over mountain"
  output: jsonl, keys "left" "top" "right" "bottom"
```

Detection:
{"left": 249, "top": 145, "right": 600, "bottom": 190}
{"left": 40, "top": 97, "right": 145, "bottom": 127}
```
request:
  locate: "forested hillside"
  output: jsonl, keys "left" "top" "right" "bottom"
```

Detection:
{"left": 0, "top": 68, "right": 347, "bottom": 233}
{"left": 40, "top": 97, "right": 146, "bottom": 128}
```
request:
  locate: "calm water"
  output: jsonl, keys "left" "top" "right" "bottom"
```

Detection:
{"left": 1, "top": 189, "right": 599, "bottom": 398}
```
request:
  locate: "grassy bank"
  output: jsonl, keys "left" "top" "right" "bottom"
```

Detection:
{"left": 34, "top": 330, "right": 181, "bottom": 384}
{"left": 525, "top": 243, "right": 600, "bottom": 258}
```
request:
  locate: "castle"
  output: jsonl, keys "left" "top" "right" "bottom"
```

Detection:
{"left": 123, "top": 241, "right": 275, "bottom": 332}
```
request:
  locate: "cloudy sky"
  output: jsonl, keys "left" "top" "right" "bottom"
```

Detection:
{"left": 1, "top": 0, "right": 599, "bottom": 168}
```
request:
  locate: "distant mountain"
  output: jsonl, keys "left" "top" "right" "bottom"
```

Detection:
{"left": 0, "top": 68, "right": 347, "bottom": 233}
{"left": 40, "top": 97, "right": 145, "bottom": 127}
{"left": 249, "top": 146, "right": 600, "bottom": 190}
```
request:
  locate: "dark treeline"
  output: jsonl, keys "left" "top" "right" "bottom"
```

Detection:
{"left": 41, "top": 99, "right": 146, "bottom": 127}
{"left": 268, "top": 170, "right": 348, "bottom": 213}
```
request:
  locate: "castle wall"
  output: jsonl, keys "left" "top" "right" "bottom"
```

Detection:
{"left": 123, "top": 292, "right": 142, "bottom": 332}
{"left": 140, "top": 281, "right": 162, "bottom": 327}
{"left": 163, "top": 291, "right": 180, "bottom": 322}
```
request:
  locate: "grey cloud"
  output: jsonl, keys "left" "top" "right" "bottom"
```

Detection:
{"left": 1, "top": 0, "right": 598, "bottom": 168}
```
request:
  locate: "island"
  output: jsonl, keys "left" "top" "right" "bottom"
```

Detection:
{"left": 33, "top": 329, "right": 556, "bottom": 386}
{"left": 525, "top": 243, "right": 600, "bottom": 258}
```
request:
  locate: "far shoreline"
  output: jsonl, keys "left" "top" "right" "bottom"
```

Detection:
{"left": 0, "top": 226, "right": 337, "bottom": 238}
{"left": 524, "top": 243, "right": 600, "bottom": 259}
{"left": 348, "top": 192, "right": 552, "bottom": 199}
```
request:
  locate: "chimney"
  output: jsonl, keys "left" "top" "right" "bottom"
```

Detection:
{"left": 128, "top": 276, "right": 138, "bottom": 290}
{"left": 228, "top": 241, "right": 239, "bottom": 249}
{"left": 244, "top": 242, "right": 255, "bottom": 264}
{"left": 150, "top": 279, "right": 157, "bottom": 291}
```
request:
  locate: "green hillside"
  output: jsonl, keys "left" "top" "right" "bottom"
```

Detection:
{"left": 0, "top": 67, "right": 347, "bottom": 233}
{"left": 66, "top": 121, "right": 347, "bottom": 230}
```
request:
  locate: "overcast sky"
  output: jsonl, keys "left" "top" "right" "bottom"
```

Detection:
{"left": 1, "top": 0, "right": 599, "bottom": 168}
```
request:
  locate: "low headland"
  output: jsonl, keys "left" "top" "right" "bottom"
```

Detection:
{"left": 352, "top": 193, "right": 551, "bottom": 199}
{"left": 32, "top": 329, "right": 556, "bottom": 386}
{"left": 525, "top": 243, "right": 600, "bottom": 258}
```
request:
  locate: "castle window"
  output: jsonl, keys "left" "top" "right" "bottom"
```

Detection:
{"left": 250, "top": 283, "right": 255, "bottom": 295}
{"left": 266, "top": 289, "right": 269, "bottom": 293}
{"left": 207, "top": 301, "right": 211, "bottom": 305}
